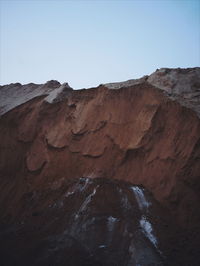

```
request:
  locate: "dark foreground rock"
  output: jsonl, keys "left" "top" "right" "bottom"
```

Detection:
{"left": 0, "top": 178, "right": 192, "bottom": 266}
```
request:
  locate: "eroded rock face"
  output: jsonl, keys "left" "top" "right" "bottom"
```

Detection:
{"left": 0, "top": 80, "right": 63, "bottom": 115}
{"left": 148, "top": 68, "right": 200, "bottom": 94}
{"left": 148, "top": 68, "right": 200, "bottom": 117}
{"left": 105, "top": 67, "right": 200, "bottom": 117}
{"left": 0, "top": 68, "right": 200, "bottom": 265}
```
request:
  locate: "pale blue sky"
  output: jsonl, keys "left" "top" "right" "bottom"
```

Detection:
{"left": 0, "top": 0, "right": 199, "bottom": 88}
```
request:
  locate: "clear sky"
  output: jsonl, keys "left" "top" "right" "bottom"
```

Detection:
{"left": 0, "top": 0, "right": 199, "bottom": 89}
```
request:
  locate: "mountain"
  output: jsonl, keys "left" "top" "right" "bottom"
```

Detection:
{"left": 0, "top": 67, "right": 200, "bottom": 266}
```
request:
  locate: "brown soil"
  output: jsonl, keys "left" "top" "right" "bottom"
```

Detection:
{"left": 0, "top": 82, "right": 200, "bottom": 265}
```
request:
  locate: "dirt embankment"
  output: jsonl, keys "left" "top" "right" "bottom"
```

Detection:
{"left": 1, "top": 83, "right": 200, "bottom": 226}
{"left": 0, "top": 68, "right": 200, "bottom": 265}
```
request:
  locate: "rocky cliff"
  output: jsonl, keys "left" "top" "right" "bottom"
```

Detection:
{"left": 0, "top": 68, "right": 200, "bottom": 266}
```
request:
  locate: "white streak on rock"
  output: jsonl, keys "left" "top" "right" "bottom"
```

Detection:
{"left": 75, "top": 185, "right": 99, "bottom": 220}
{"left": 64, "top": 191, "right": 75, "bottom": 197}
{"left": 118, "top": 187, "right": 131, "bottom": 210}
{"left": 44, "top": 83, "right": 72, "bottom": 103}
{"left": 99, "top": 245, "right": 106, "bottom": 248}
{"left": 140, "top": 216, "right": 158, "bottom": 248}
{"left": 131, "top": 186, "right": 150, "bottom": 211}
{"left": 64, "top": 177, "right": 91, "bottom": 197}
{"left": 107, "top": 216, "right": 118, "bottom": 232}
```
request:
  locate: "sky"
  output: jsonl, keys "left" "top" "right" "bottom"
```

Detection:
{"left": 0, "top": 0, "right": 200, "bottom": 89}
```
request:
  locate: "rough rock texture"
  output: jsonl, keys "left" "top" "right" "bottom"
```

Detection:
{"left": 105, "top": 67, "right": 200, "bottom": 117}
{"left": 0, "top": 178, "right": 185, "bottom": 266}
{"left": 0, "top": 68, "right": 200, "bottom": 265}
{"left": 104, "top": 75, "right": 148, "bottom": 89}
{"left": 0, "top": 80, "right": 71, "bottom": 115}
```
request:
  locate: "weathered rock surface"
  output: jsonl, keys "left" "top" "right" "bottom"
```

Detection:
{"left": 105, "top": 67, "right": 200, "bottom": 117}
{"left": 0, "top": 68, "right": 200, "bottom": 265}
{"left": 0, "top": 80, "right": 64, "bottom": 115}
{"left": 0, "top": 178, "right": 183, "bottom": 266}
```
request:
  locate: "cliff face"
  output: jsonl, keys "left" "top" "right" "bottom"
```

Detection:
{"left": 0, "top": 68, "right": 200, "bottom": 265}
